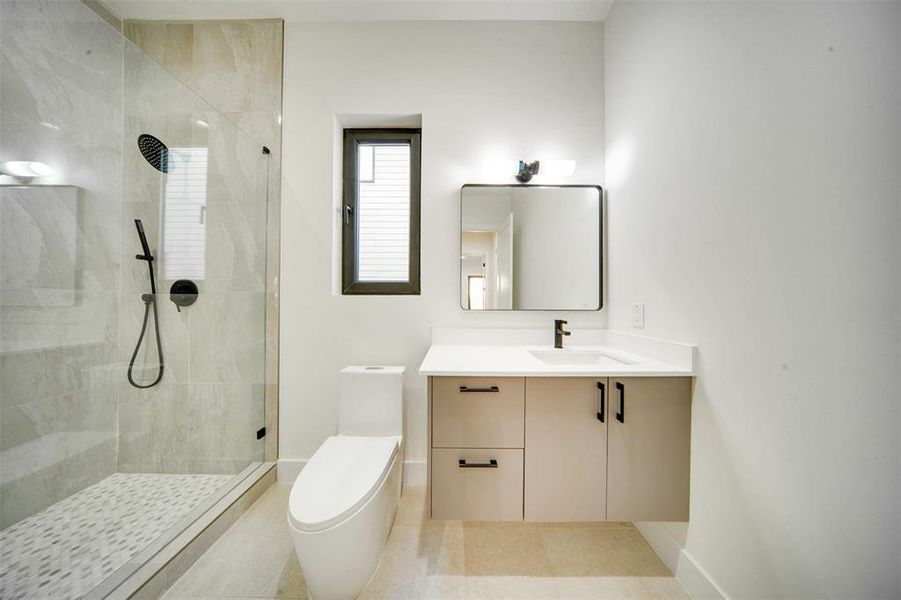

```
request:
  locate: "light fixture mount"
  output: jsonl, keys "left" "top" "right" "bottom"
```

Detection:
{"left": 515, "top": 160, "right": 540, "bottom": 183}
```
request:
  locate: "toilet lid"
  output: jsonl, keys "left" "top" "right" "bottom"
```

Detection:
{"left": 288, "top": 435, "right": 400, "bottom": 532}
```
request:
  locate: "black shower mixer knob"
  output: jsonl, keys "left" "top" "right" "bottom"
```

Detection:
{"left": 170, "top": 280, "right": 199, "bottom": 312}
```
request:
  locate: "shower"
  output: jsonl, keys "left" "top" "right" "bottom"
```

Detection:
{"left": 1, "top": 2, "right": 273, "bottom": 595}
{"left": 127, "top": 133, "right": 171, "bottom": 388}
{"left": 127, "top": 217, "right": 164, "bottom": 388}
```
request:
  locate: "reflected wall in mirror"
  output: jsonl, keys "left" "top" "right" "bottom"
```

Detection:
{"left": 461, "top": 184, "right": 602, "bottom": 311}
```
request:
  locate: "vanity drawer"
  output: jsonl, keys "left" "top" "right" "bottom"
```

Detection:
{"left": 431, "top": 377, "right": 525, "bottom": 448}
{"left": 431, "top": 448, "right": 524, "bottom": 521}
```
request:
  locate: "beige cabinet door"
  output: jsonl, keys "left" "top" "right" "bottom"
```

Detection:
{"left": 524, "top": 377, "right": 608, "bottom": 522}
{"left": 606, "top": 377, "right": 692, "bottom": 522}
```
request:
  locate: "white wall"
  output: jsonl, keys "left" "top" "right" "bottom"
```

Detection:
{"left": 280, "top": 21, "right": 605, "bottom": 477}
{"left": 604, "top": 2, "right": 900, "bottom": 598}
{"left": 461, "top": 189, "right": 512, "bottom": 231}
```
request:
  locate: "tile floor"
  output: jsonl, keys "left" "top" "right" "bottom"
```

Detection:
{"left": 0, "top": 473, "right": 232, "bottom": 600}
{"left": 163, "top": 484, "right": 689, "bottom": 599}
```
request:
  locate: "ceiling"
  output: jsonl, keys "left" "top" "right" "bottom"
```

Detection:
{"left": 105, "top": 0, "right": 615, "bottom": 22}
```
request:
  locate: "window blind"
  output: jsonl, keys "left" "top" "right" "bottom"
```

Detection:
{"left": 162, "top": 147, "right": 208, "bottom": 280}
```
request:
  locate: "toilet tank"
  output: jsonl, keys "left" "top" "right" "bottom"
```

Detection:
{"left": 338, "top": 366, "right": 405, "bottom": 437}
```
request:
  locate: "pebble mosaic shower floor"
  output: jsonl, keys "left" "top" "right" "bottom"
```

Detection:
{"left": 0, "top": 473, "right": 232, "bottom": 600}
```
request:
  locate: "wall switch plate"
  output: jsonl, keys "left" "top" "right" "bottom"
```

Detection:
{"left": 631, "top": 303, "right": 645, "bottom": 329}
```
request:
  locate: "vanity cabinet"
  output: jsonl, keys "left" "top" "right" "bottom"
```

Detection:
{"left": 428, "top": 375, "right": 692, "bottom": 522}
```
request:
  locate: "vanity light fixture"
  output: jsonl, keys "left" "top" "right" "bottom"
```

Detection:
{"left": 514, "top": 159, "right": 576, "bottom": 183}
{"left": 516, "top": 160, "right": 540, "bottom": 183}
{"left": 541, "top": 159, "right": 577, "bottom": 177}
{"left": 0, "top": 160, "right": 53, "bottom": 183}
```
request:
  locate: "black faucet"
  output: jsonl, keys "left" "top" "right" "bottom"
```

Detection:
{"left": 554, "top": 319, "right": 571, "bottom": 349}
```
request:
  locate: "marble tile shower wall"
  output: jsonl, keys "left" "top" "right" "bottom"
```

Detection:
{"left": 0, "top": 1, "right": 124, "bottom": 527}
{"left": 116, "top": 42, "right": 270, "bottom": 474}
{"left": 123, "top": 19, "right": 284, "bottom": 463}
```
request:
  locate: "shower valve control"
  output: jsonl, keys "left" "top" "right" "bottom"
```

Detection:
{"left": 170, "top": 280, "right": 199, "bottom": 312}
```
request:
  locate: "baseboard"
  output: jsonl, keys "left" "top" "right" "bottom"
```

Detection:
{"left": 635, "top": 522, "right": 728, "bottom": 600}
{"left": 277, "top": 458, "right": 426, "bottom": 486}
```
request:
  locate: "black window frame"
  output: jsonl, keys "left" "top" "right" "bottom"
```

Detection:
{"left": 342, "top": 128, "right": 422, "bottom": 295}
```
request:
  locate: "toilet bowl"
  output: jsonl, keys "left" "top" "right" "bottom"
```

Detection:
{"left": 287, "top": 366, "right": 404, "bottom": 600}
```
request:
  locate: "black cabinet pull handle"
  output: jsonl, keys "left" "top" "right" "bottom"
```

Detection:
{"left": 459, "top": 385, "right": 499, "bottom": 393}
{"left": 596, "top": 381, "right": 605, "bottom": 422}
{"left": 458, "top": 459, "right": 498, "bottom": 468}
{"left": 616, "top": 381, "right": 625, "bottom": 423}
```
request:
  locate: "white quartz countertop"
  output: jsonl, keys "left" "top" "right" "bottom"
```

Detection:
{"left": 418, "top": 328, "right": 696, "bottom": 377}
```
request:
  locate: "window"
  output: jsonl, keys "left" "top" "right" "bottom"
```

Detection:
{"left": 342, "top": 129, "right": 421, "bottom": 295}
{"left": 162, "top": 147, "right": 208, "bottom": 280}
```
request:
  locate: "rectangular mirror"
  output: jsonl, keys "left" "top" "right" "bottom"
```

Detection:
{"left": 461, "top": 184, "right": 602, "bottom": 311}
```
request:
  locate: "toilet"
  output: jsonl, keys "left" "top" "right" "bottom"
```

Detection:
{"left": 287, "top": 366, "right": 404, "bottom": 600}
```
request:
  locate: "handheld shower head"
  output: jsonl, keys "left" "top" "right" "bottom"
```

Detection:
{"left": 128, "top": 218, "right": 164, "bottom": 388}
{"left": 134, "top": 219, "right": 152, "bottom": 259}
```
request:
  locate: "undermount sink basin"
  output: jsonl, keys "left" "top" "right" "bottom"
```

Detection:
{"left": 528, "top": 349, "right": 634, "bottom": 366}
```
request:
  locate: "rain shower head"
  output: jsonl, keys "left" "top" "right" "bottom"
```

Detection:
{"left": 137, "top": 134, "right": 169, "bottom": 173}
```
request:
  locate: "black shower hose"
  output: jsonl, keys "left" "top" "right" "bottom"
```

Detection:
{"left": 127, "top": 294, "right": 164, "bottom": 388}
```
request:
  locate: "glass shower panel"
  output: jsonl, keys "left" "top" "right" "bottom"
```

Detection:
{"left": 118, "top": 41, "right": 268, "bottom": 477}
{"left": 1, "top": 0, "right": 125, "bottom": 548}
{"left": 0, "top": 2, "right": 269, "bottom": 596}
